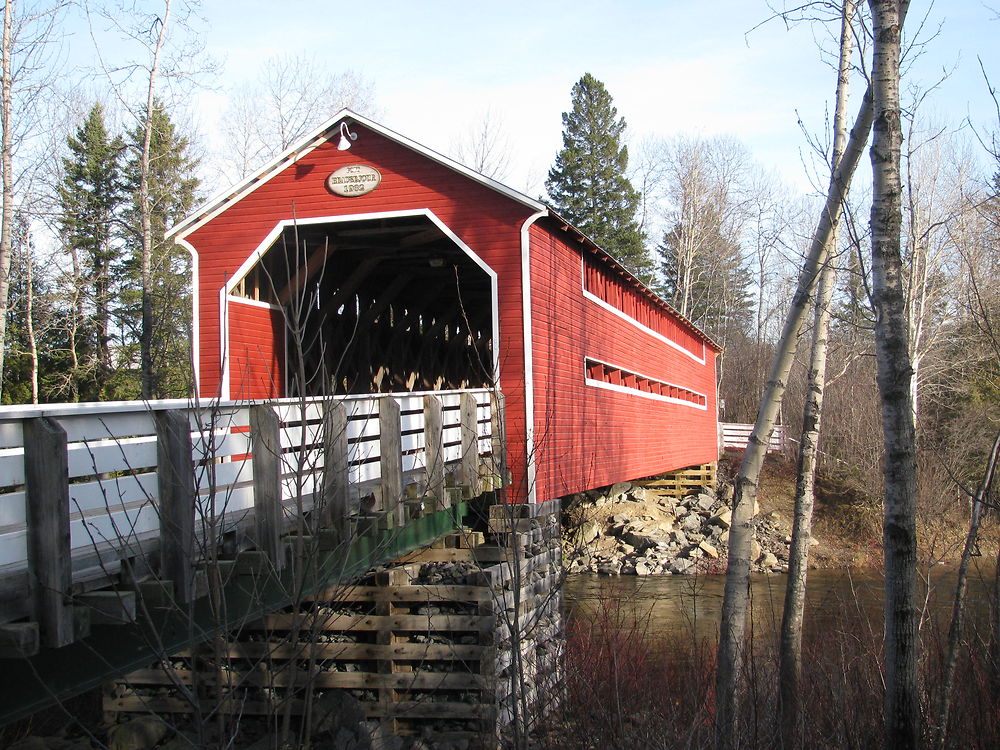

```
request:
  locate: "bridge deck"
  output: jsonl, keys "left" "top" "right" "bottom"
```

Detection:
{"left": 0, "top": 388, "right": 503, "bottom": 724}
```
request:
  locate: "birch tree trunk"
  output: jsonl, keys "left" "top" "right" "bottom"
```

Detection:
{"left": 714, "top": 3, "right": 910, "bottom": 744}
{"left": 933, "top": 432, "right": 1000, "bottom": 748}
{"left": 24, "top": 228, "right": 37, "bottom": 403}
{"left": 778, "top": 3, "right": 854, "bottom": 745}
{"left": 715, "top": 76, "right": 875, "bottom": 750}
{"left": 869, "top": 1, "right": 920, "bottom": 747}
{"left": 0, "top": 0, "right": 14, "bottom": 402}
{"left": 139, "top": 0, "right": 171, "bottom": 399}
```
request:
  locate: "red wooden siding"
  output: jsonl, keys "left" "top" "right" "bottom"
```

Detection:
{"left": 528, "top": 221, "right": 719, "bottom": 502}
{"left": 582, "top": 260, "right": 705, "bottom": 358}
{"left": 182, "top": 125, "right": 535, "bottom": 499}
{"left": 228, "top": 301, "right": 285, "bottom": 399}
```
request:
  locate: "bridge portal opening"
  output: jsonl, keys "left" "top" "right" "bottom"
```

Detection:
{"left": 229, "top": 215, "right": 496, "bottom": 396}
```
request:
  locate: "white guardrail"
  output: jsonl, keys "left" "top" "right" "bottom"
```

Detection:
{"left": 0, "top": 389, "right": 497, "bottom": 626}
{"left": 721, "top": 422, "right": 787, "bottom": 453}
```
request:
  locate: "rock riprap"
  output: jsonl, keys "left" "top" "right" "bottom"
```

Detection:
{"left": 562, "top": 480, "right": 794, "bottom": 575}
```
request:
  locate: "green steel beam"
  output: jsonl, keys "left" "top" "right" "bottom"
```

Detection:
{"left": 0, "top": 503, "right": 468, "bottom": 727}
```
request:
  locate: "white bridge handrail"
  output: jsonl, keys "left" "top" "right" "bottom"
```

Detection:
{"left": 721, "top": 422, "right": 787, "bottom": 453}
{"left": 0, "top": 388, "right": 500, "bottom": 626}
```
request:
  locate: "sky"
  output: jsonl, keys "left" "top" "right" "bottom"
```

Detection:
{"left": 61, "top": 1, "right": 1000, "bottom": 199}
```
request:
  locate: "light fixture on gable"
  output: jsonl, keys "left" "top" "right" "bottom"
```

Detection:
{"left": 337, "top": 121, "right": 358, "bottom": 151}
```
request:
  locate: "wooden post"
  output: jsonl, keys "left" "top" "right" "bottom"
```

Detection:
{"left": 23, "top": 417, "right": 74, "bottom": 647}
{"left": 322, "top": 400, "right": 350, "bottom": 535}
{"left": 250, "top": 405, "right": 284, "bottom": 572}
{"left": 423, "top": 395, "right": 445, "bottom": 510}
{"left": 155, "top": 410, "right": 196, "bottom": 604}
{"left": 490, "top": 392, "right": 507, "bottom": 488}
{"left": 378, "top": 397, "right": 404, "bottom": 527}
{"left": 460, "top": 392, "right": 481, "bottom": 498}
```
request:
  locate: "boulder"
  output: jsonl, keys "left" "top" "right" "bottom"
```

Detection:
{"left": 759, "top": 551, "right": 779, "bottom": 569}
{"left": 711, "top": 509, "right": 732, "bottom": 529}
{"left": 597, "top": 562, "right": 622, "bottom": 575}
{"left": 681, "top": 513, "right": 703, "bottom": 532}
{"left": 622, "top": 531, "right": 660, "bottom": 551}
{"left": 610, "top": 482, "right": 632, "bottom": 496}
{"left": 607, "top": 523, "right": 628, "bottom": 537}
{"left": 698, "top": 541, "right": 719, "bottom": 559}
{"left": 671, "top": 529, "right": 688, "bottom": 546}
{"left": 670, "top": 558, "right": 695, "bottom": 574}
{"left": 576, "top": 519, "right": 601, "bottom": 544}
{"left": 108, "top": 718, "right": 169, "bottom": 750}
{"left": 718, "top": 483, "right": 735, "bottom": 502}
{"left": 629, "top": 487, "right": 653, "bottom": 503}
{"left": 634, "top": 560, "right": 653, "bottom": 576}
{"left": 633, "top": 518, "right": 674, "bottom": 535}
{"left": 695, "top": 493, "right": 716, "bottom": 512}
{"left": 750, "top": 540, "right": 762, "bottom": 562}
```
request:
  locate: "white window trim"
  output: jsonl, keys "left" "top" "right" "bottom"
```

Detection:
{"left": 583, "top": 355, "right": 708, "bottom": 411}
{"left": 227, "top": 295, "right": 282, "bottom": 311}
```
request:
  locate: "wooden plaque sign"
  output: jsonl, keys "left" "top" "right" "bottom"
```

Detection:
{"left": 326, "top": 164, "right": 381, "bottom": 197}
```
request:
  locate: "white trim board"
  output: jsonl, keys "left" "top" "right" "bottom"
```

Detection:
{"left": 583, "top": 355, "right": 708, "bottom": 411}
{"left": 520, "top": 210, "right": 548, "bottom": 504}
{"left": 227, "top": 295, "right": 282, "bottom": 311}
{"left": 174, "top": 238, "right": 201, "bottom": 394}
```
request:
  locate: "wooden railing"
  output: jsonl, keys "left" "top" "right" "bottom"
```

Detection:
{"left": 0, "top": 389, "right": 502, "bottom": 649}
{"left": 721, "top": 422, "right": 787, "bottom": 453}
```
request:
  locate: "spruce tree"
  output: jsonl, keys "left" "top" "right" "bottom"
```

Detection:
{"left": 657, "top": 220, "right": 752, "bottom": 343}
{"left": 545, "top": 73, "right": 649, "bottom": 277}
{"left": 121, "top": 99, "right": 199, "bottom": 398}
{"left": 58, "top": 103, "right": 125, "bottom": 401}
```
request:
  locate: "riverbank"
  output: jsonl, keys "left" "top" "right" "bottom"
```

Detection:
{"left": 561, "top": 454, "right": 992, "bottom": 576}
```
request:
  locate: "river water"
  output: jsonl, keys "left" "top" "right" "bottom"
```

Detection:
{"left": 563, "top": 564, "right": 997, "bottom": 642}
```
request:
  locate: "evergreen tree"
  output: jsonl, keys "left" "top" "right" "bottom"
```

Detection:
{"left": 657, "top": 219, "right": 752, "bottom": 343}
{"left": 545, "top": 73, "right": 649, "bottom": 277}
{"left": 121, "top": 99, "right": 199, "bottom": 399}
{"left": 58, "top": 103, "right": 125, "bottom": 401}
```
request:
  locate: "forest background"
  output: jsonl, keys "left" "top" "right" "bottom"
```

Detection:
{"left": 0, "top": 0, "right": 998, "bottom": 527}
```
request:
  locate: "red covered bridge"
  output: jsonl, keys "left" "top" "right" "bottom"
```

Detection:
{"left": 0, "top": 110, "right": 721, "bottom": 724}
{"left": 168, "top": 110, "right": 721, "bottom": 504}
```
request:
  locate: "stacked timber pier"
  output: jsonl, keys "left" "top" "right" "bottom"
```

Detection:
{"left": 105, "top": 500, "right": 563, "bottom": 749}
